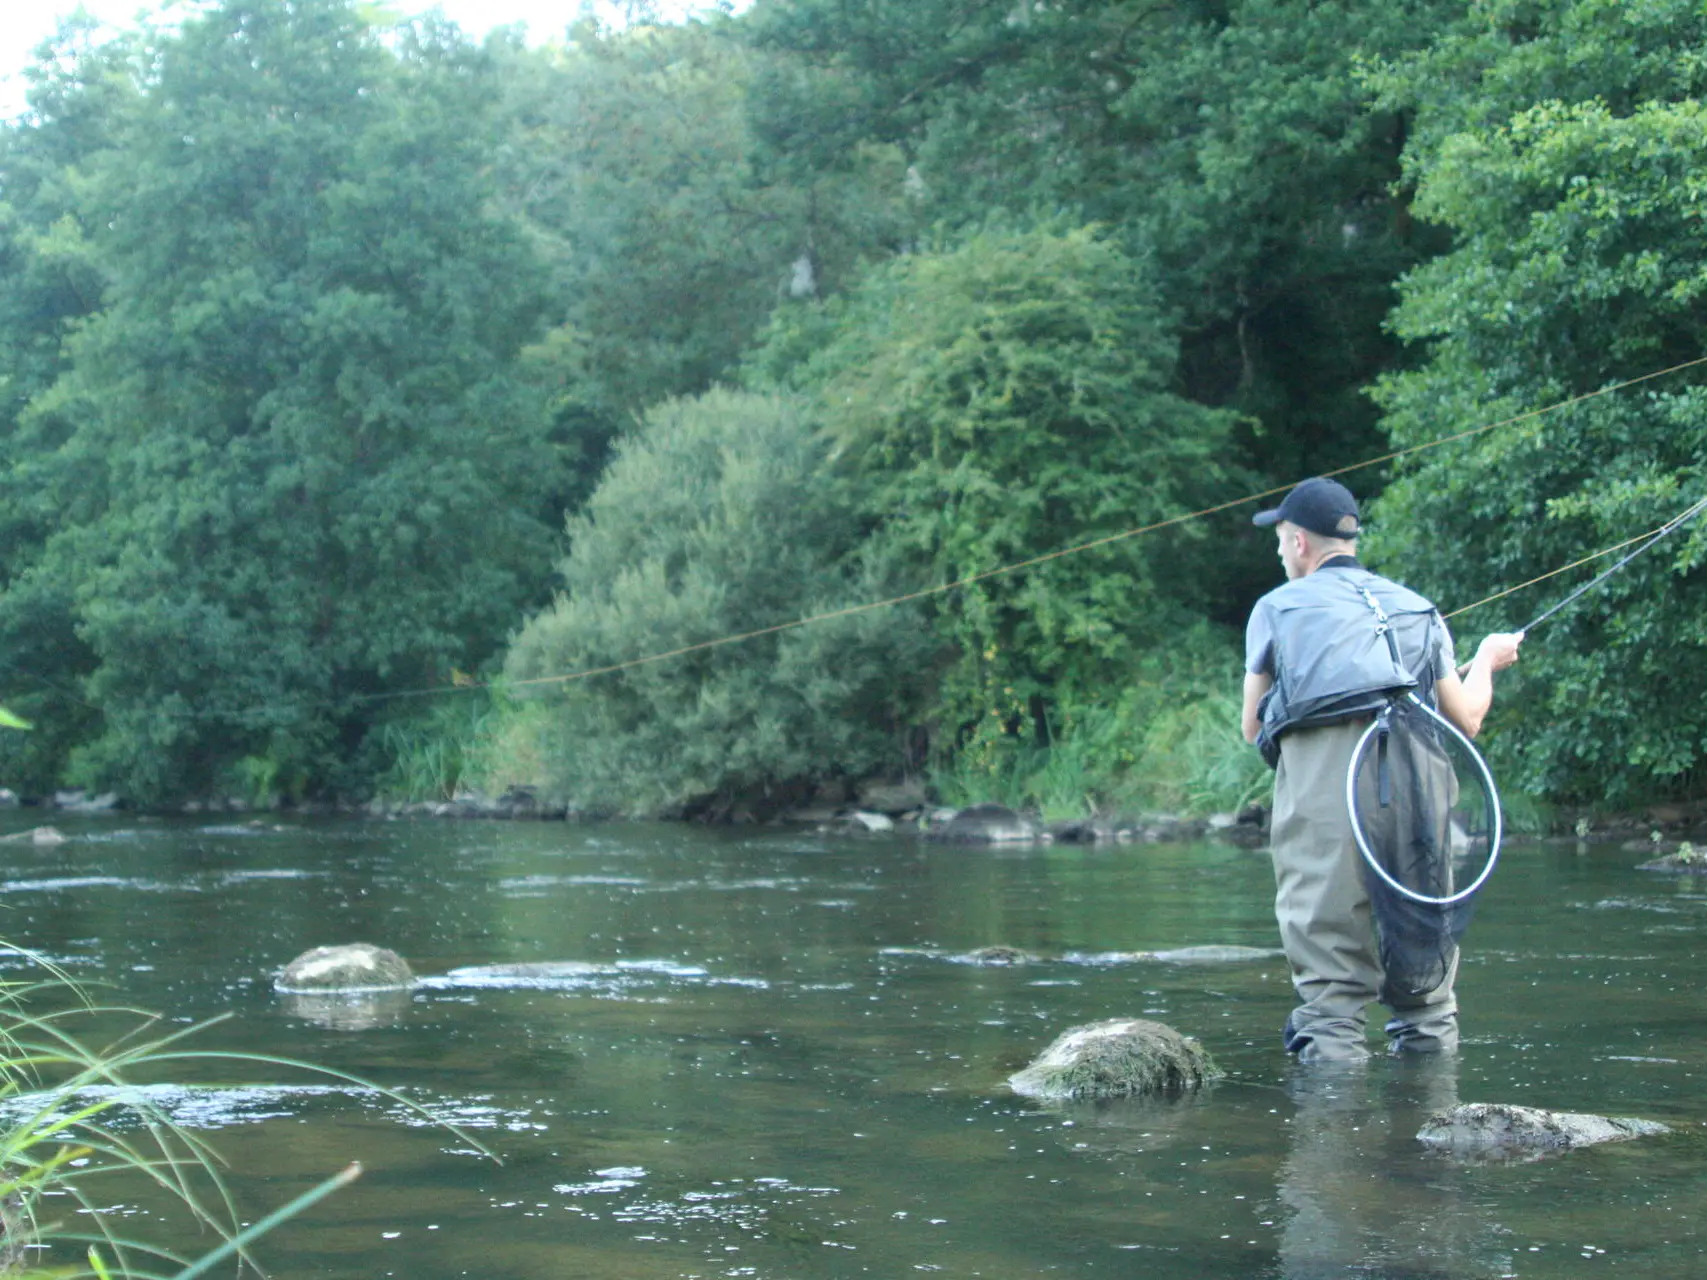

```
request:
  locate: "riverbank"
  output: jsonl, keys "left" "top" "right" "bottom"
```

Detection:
{"left": 18, "top": 782, "right": 1707, "bottom": 857}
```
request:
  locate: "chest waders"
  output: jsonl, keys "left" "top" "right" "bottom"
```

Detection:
{"left": 1256, "top": 567, "right": 1505, "bottom": 999}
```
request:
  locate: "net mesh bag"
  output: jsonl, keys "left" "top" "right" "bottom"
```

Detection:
{"left": 1347, "top": 693, "right": 1500, "bottom": 1001}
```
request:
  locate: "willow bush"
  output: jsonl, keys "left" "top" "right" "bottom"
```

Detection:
{"left": 759, "top": 225, "right": 1243, "bottom": 742}
{"left": 501, "top": 389, "right": 938, "bottom": 816}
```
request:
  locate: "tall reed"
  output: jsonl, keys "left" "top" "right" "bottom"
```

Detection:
{"left": 0, "top": 949, "right": 482, "bottom": 1278}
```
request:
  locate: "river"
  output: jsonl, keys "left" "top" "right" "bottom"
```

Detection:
{"left": 0, "top": 815, "right": 1701, "bottom": 1277}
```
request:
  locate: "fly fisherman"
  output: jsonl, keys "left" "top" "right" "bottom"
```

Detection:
{"left": 1240, "top": 478, "right": 1523, "bottom": 1062}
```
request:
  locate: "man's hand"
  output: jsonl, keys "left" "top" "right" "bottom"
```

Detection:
{"left": 1441, "top": 630, "right": 1524, "bottom": 738}
{"left": 1474, "top": 630, "right": 1525, "bottom": 673}
{"left": 1456, "top": 630, "right": 1524, "bottom": 679}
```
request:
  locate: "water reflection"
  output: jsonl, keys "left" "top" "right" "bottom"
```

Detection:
{"left": 1276, "top": 1058, "right": 1508, "bottom": 1279}
{"left": 279, "top": 987, "right": 413, "bottom": 1030}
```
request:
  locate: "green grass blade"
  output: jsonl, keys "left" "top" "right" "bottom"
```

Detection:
{"left": 170, "top": 1162, "right": 362, "bottom": 1280}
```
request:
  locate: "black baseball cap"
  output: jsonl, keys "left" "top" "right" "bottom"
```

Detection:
{"left": 1252, "top": 477, "right": 1361, "bottom": 539}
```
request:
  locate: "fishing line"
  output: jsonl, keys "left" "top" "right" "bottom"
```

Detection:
{"left": 1514, "top": 493, "right": 1707, "bottom": 633}
{"left": 368, "top": 356, "right": 1707, "bottom": 703}
{"left": 12, "top": 356, "right": 1707, "bottom": 720}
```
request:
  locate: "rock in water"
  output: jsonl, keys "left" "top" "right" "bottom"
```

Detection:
{"left": 1008, "top": 1018, "right": 1221, "bottom": 1100}
{"left": 444, "top": 961, "right": 615, "bottom": 981}
{"left": 929, "top": 804, "right": 1041, "bottom": 844}
{"left": 1417, "top": 1103, "right": 1669, "bottom": 1154}
{"left": 1637, "top": 841, "right": 1707, "bottom": 873}
{"left": 277, "top": 943, "right": 414, "bottom": 993}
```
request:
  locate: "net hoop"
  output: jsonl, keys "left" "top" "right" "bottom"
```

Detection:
{"left": 1345, "top": 692, "right": 1503, "bottom": 908}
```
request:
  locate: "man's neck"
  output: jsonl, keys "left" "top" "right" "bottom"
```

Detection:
{"left": 1305, "top": 549, "right": 1361, "bottom": 575}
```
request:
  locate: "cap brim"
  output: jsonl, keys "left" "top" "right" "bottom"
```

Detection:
{"left": 1252, "top": 509, "right": 1282, "bottom": 528}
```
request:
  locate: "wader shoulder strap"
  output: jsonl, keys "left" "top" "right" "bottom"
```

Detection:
{"left": 1358, "top": 586, "right": 1406, "bottom": 678}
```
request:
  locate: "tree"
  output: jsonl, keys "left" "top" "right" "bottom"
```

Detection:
{"left": 0, "top": 18, "right": 147, "bottom": 789}
{"left": 0, "top": 0, "right": 573, "bottom": 801}
{"left": 757, "top": 224, "right": 1240, "bottom": 740}
{"left": 487, "top": 16, "right": 915, "bottom": 440}
{"left": 503, "top": 388, "right": 936, "bottom": 815}
{"left": 741, "top": 0, "right": 1461, "bottom": 616}
{"left": 1365, "top": 0, "right": 1707, "bottom": 802}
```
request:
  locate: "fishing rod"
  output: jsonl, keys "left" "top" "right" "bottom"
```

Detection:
{"left": 1514, "top": 493, "right": 1707, "bottom": 634}
{"left": 1451, "top": 492, "right": 1707, "bottom": 677}
{"left": 1371, "top": 492, "right": 1707, "bottom": 910}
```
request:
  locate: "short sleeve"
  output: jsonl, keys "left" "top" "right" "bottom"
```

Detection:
{"left": 1245, "top": 598, "right": 1276, "bottom": 675}
{"left": 1431, "top": 613, "right": 1458, "bottom": 680}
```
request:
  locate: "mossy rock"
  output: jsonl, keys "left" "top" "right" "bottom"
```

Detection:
{"left": 1008, "top": 1018, "right": 1221, "bottom": 1100}
{"left": 1417, "top": 1102, "right": 1669, "bottom": 1154}
{"left": 276, "top": 943, "right": 414, "bottom": 993}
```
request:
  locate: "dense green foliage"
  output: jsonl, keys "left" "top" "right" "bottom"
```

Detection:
{"left": 1366, "top": 0, "right": 1707, "bottom": 804}
{"left": 759, "top": 225, "right": 1239, "bottom": 729}
{"left": 0, "top": 2, "right": 574, "bottom": 800}
{"left": 502, "top": 389, "right": 936, "bottom": 816}
{"left": 0, "top": 0, "right": 1698, "bottom": 814}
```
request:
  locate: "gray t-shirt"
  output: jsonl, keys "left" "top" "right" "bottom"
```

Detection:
{"left": 1245, "top": 570, "right": 1456, "bottom": 680}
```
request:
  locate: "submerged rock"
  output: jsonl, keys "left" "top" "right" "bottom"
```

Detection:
{"left": 277, "top": 943, "right": 415, "bottom": 993}
{"left": 444, "top": 961, "right": 616, "bottom": 981}
{"left": 965, "top": 945, "right": 1034, "bottom": 966}
{"left": 0, "top": 826, "right": 69, "bottom": 846}
{"left": 1417, "top": 1103, "right": 1669, "bottom": 1155}
{"left": 1068, "top": 945, "right": 1281, "bottom": 965}
{"left": 929, "top": 804, "right": 1042, "bottom": 844}
{"left": 1008, "top": 1018, "right": 1221, "bottom": 1100}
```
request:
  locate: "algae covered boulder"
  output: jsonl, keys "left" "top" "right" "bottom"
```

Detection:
{"left": 1417, "top": 1103, "right": 1669, "bottom": 1155}
{"left": 276, "top": 943, "right": 414, "bottom": 993}
{"left": 1008, "top": 1018, "right": 1221, "bottom": 1100}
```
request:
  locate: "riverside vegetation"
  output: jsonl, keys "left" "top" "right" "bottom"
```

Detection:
{"left": 0, "top": 947, "right": 462, "bottom": 1278}
{"left": 1, "top": 0, "right": 1705, "bottom": 821}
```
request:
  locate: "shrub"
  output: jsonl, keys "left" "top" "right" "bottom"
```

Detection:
{"left": 931, "top": 625, "right": 1270, "bottom": 819}
{"left": 501, "top": 388, "right": 938, "bottom": 815}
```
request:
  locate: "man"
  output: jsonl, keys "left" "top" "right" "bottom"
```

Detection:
{"left": 1240, "top": 477, "right": 1522, "bottom": 1062}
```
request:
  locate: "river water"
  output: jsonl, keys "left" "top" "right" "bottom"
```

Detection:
{"left": 1, "top": 815, "right": 1703, "bottom": 1278}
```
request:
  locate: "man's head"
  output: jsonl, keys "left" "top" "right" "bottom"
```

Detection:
{"left": 1253, "top": 478, "right": 1361, "bottom": 580}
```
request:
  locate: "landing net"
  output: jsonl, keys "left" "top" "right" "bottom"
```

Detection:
{"left": 1345, "top": 693, "right": 1502, "bottom": 1000}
